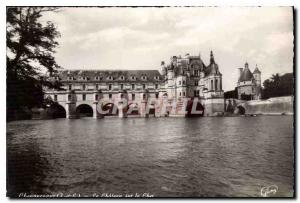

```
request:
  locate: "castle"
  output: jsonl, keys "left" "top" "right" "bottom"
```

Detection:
{"left": 237, "top": 62, "right": 262, "bottom": 100}
{"left": 45, "top": 51, "right": 225, "bottom": 118}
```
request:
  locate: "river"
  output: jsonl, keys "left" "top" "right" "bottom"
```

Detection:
{"left": 7, "top": 116, "right": 294, "bottom": 197}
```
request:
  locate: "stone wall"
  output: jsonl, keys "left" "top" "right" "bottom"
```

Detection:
{"left": 243, "top": 96, "right": 293, "bottom": 115}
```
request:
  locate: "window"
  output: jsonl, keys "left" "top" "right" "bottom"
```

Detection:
{"left": 183, "top": 80, "right": 185, "bottom": 85}
{"left": 183, "top": 92, "right": 186, "bottom": 96}
{"left": 120, "top": 76, "right": 124, "bottom": 80}
{"left": 68, "top": 84, "right": 72, "bottom": 90}
{"left": 143, "top": 84, "right": 146, "bottom": 90}
{"left": 96, "top": 84, "right": 99, "bottom": 90}
{"left": 109, "top": 84, "right": 112, "bottom": 90}
{"left": 120, "top": 94, "right": 124, "bottom": 99}
{"left": 143, "top": 94, "right": 146, "bottom": 100}
{"left": 120, "top": 84, "right": 123, "bottom": 90}
{"left": 179, "top": 81, "right": 181, "bottom": 85}
{"left": 109, "top": 94, "right": 112, "bottom": 99}
{"left": 155, "top": 93, "right": 159, "bottom": 99}
{"left": 54, "top": 95, "right": 57, "bottom": 101}
{"left": 68, "top": 95, "right": 71, "bottom": 101}
{"left": 131, "top": 76, "right": 135, "bottom": 80}
{"left": 215, "top": 79, "right": 218, "bottom": 91}
{"left": 82, "top": 84, "right": 86, "bottom": 90}
{"left": 82, "top": 94, "right": 86, "bottom": 101}
{"left": 195, "top": 81, "right": 198, "bottom": 86}
{"left": 131, "top": 84, "right": 135, "bottom": 90}
{"left": 211, "top": 80, "right": 213, "bottom": 90}
{"left": 109, "top": 76, "right": 113, "bottom": 80}
{"left": 155, "top": 84, "right": 158, "bottom": 89}
{"left": 95, "top": 94, "right": 99, "bottom": 101}
{"left": 132, "top": 94, "right": 135, "bottom": 101}
{"left": 179, "top": 92, "right": 181, "bottom": 96}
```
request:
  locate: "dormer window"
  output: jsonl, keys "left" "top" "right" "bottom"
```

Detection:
{"left": 95, "top": 76, "right": 101, "bottom": 80}
{"left": 131, "top": 76, "right": 136, "bottom": 80}
{"left": 80, "top": 76, "right": 88, "bottom": 81}
{"left": 154, "top": 76, "right": 160, "bottom": 80}
{"left": 120, "top": 76, "right": 125, "bottom": 80}
{"left": 108, "top": 76, "right": 113, "bottom": 80}
{"left": 141, "top": 76, "right": 147, "bottom": 80}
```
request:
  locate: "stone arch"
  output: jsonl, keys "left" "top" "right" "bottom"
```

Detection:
{"left": 101, "top": 103, "right": 119, "bottom": 116}
{"left": 185, "top": 98, "right": 204, "bottom": 117}
{"left": 76, "top": 104, "right": 93, "bottom": 117}
{"left": 127, "top": 103, "right": 139, "bottom": 115}
{"left": 49, "top": 103, "right": 66, "bottom": 118}
{"left": 236, "top": 105, "right": 246, "bottom": 115}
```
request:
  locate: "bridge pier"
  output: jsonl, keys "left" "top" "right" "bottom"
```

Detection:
{"left": 140, "top": 101, "right": 149, "bottom": 118}
{"left": 66, "top": 90, "right": 77, "bottom": 119}
{"left": 92, "top": 90, "right": 104, "bottom": 119}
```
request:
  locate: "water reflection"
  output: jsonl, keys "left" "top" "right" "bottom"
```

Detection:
{"left": 7, "top": 116, "right": 294, "bottom": 197}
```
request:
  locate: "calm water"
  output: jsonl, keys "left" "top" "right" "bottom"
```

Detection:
{"left": 7, "top": 116, "right": 294, "bottom": 197}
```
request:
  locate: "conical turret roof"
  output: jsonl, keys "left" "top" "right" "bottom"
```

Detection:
{"left": 239, "top": 62, "right": 254, "bottom": 82}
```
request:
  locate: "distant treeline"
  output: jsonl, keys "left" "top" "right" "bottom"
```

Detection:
{"left": 224, "top": 73, "right": 294, "bottom": 100}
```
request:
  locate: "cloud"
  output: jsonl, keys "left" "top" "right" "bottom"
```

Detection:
{"left": 41, "top": 7, "right": 293, "bottom": 91}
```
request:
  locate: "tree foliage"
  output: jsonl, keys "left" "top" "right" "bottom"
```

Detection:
{"left": 262, "top": 73, "right": 294, "bottom": 99}
{"left": 7, "top": 7, "right": 61, "bottom": 119}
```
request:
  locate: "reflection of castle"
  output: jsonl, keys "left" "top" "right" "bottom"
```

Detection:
{"left": 237, "top": 62, "right": 262, "bottom": 100}
{"left": 45, "top": 51, "right": 225, "bottom": 118}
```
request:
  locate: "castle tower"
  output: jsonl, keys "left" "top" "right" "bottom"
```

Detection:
{"left": 253, "top": 64, "right": 262, "bottom": 99}
{"left": 203, "top": 51, "right": 225, "bottom": 116}
{"left": 253, "top": 64, "right": 261, "bottom": 87}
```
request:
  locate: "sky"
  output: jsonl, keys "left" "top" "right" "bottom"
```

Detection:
{"left": 41, "top": 7, "right": 293, "bottom": 91}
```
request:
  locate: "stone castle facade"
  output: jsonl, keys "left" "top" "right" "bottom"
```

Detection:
{"left": 237, "top": 62, "right": 262, "bottom": 100}
{"left": 45, "top": 51, "right": 225, "bottom": 118}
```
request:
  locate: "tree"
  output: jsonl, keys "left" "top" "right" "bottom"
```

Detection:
{"left": 7, "top": 7, "right": 61, "bottom": 119}
{"left": 262, "top": 73, "right": 293, "bottom": 99}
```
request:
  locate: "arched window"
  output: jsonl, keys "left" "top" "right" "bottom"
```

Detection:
{"left": 215, "top": 79, "right": 218, "bottom": 91}
{"left": 211, "top": 80, "right": 213, "bottom": 90}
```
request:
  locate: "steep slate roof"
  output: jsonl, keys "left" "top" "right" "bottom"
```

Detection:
{"left": 253, "top": 66, "right": 261, "bottom": 74}
{"left": 205, "top": 63, "right": 221, "bottom": 76}
{"left": 239, "top": 67, "right": 254, "bottom": 82}
{"left": 204, "top": 51, "right": 221, "bottom": 76}
{"left": 57, "top": 69, "right": 163, "bottom": 82}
